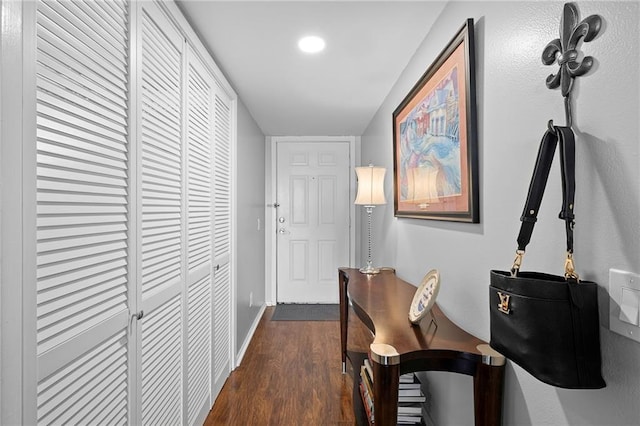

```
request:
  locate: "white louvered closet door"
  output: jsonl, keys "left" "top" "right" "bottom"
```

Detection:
{"left": 212, "top": 89, "right": 233, "bottom": 397}
{"left": 136, "top": 3, "right": 184, "bottom": 425}
{"left": 185, "top": 46, "right": 215, "bottom": 426}
{"left": 35, "top": 0, "right": 131, "bottom": 424}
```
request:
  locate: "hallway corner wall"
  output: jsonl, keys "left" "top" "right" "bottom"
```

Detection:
{"left": 235, "top": 100, "right": 267, "bottom": 360}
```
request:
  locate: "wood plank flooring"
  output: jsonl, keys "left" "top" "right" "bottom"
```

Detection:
{"left": 204, "top": 306, "right": 372, "bottom": 425}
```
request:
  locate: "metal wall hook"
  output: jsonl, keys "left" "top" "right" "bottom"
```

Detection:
{"left": 547, "top": 96, "right": 573, "bottom": 133}
{"left": 542, "top": 2, "right": 602, "bottom": 129}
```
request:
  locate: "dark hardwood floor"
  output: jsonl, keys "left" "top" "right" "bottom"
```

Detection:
{"left": 204, "top": 306, "right": 372, "bottom": 425}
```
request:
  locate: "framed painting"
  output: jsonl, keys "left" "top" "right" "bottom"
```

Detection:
{"left": 393, "top": 19, "right": 479, "bottom": 222}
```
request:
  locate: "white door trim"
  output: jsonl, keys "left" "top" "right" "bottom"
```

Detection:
{"left": 1, "top": 1, "right": 38, "bottom": 423}
{"left": 265, "top": 136, "right": 359, "bottom": 305}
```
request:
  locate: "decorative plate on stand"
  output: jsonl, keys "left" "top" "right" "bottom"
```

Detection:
{"left": 409, "top": 269, "right": 440, "bottom": 325}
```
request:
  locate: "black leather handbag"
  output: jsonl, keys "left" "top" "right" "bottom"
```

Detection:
{"left": 489, "top": 125, "right": 605, "bottom": 389}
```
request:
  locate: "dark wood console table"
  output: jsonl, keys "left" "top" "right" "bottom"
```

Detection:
{"left": 339, "top": 267, "right": 505, "bottom": 426}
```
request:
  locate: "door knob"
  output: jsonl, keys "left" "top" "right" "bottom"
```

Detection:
{"left": 278, "top": 217, "right": 285, "bottom": 223}
{"left": 278, "top": 228, "right": 287, "bottom": 234}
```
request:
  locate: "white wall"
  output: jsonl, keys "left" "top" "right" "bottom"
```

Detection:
{"left": 361, "top": 1, "right": 640, "bottom": 425}
{"left": 235, "top": 100, "right": 267, "bottom": 357}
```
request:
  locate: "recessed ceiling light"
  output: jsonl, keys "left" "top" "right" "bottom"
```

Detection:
{"left": 298, "top": 35, "right": 325, "bottom": 54}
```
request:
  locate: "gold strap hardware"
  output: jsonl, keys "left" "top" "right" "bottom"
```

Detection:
{"left": 564, "top": 252, "right": 580, "bottom": 280}
{"left": 510, "top": 250, "right": 525, "bottom": 277}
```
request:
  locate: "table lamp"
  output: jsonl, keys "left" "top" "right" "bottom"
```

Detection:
{"left": 355, "top": 164, "right": 386, "bottom": 274}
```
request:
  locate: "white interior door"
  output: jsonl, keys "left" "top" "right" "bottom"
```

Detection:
{"left": 35, "top": 0, "right": 132, "bottom": 423}
{"left": 185, "top": 45, "right": 215, "bottom": 425}
{"left": 137, "top": 3, "right": 184, "bottom": 425}
{"left": 276, "top": 141, "right": 350, "bottom": 304}
{"left": 212, "top": 88, "right": 233, "bottom": 398}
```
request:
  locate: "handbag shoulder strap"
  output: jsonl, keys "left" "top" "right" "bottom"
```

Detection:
{"left": 512, "top": 125, "right": 577, "bottom": 277}
{"left": 558, "top": 127, "right": 576, "bottom": 254}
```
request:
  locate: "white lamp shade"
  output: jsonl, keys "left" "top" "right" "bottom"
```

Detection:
{"left": 355, "top": 165, "right": 386, "bottom": 205}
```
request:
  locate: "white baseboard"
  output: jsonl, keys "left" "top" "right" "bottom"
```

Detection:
{"left": 235, "top": 303, "right": 267, "bottom": 367}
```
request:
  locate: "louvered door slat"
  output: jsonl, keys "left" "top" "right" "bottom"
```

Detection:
{"left": 48, "top": 1, "right": 127, "bottom": 56}
{"left": 70, "top": 0, "right": 128, "bottom": 47}
{"left": 38, "top": 2, "right": 127, "bottom": 79}
{"left": 38, "top": 117, "right": 128, "bottom": 155}
{"left": 138, "top": 4, "right": 184, "bottom": 424}
{"left": 142, "top": 264, "right": 181, "bottom": 291}
{"left": 37, "top": 6, "right": 125, "bottom": 78}
{"left": 37, "top": 137, "right": 127, "bottom": 168}
{"left": 38, "top": 214, "right": 126, "bottom": 227}
{"left": 100, "top": 0, "right": 128, "bottom": 29}
{"left": 37, "top": 89, "right": 127, "bottom": 134}
{"left": 141, "top": 54, "right": 181, "bottom": 104}
{"left": 213, "top": 262, "right": 231, "bottom": 378}
{"left": 39, "top": 203, "right": 127, "bottom": 215}
{"left": 185, "top": 49, "right": 214, "bottom": 425}
{"left": 37, "top": 103, "right": 125, "bottom": 143}
{"left": 188, "top": 275, "right": 211, "bottom": 425}
{"left": 44, "top": 0, "right": 127, "bottom": 63}
{"left": 140, "top": 4, "right": 182, "bottom": 293}
{"left": 142, "top": 178, "right": 182, "bottom": 195}
{"left": 37, "top": 330, "right": 128, "bottom": 425}
{"left": 141, "top": 295, "right": 182, "bottom": 425}
{"left": 37, "top": 226, "right": 127, "bottom": 245}
{"left": 38, "top": 273, "right": 127, "bottom": 306}
{"left": 35, "top": 1, "right": 130, "bottom": 423}
{"left": 141, "top": 147, "right": 182, "bottom": 174}
{"left": 38, "top": 221, "right": 126, "bottom": 238}
{"left": 141, "top": 92, "right": 181, "bottom": 133}
{"left": 37, "top": 50, "right": 127, "bottom": 108}
{"left": 35, "top": 23, "right": 127, "bottom": 93}
{"left": 38, "top": 258, "right": 127, "bottom": 291}
{"left": 40, "top": 290, "right": 124, "bottom": 334}
{"left": 38, "top": 65, "right": 127, "bottom": 118}
{"left": 38, "top": 77, "right": 126, "bottom": 126}
{"left": 38, "top": 296, "right": 127, "bottom": 354}
{"left": 37, "top": 179, "right": 127, "bottom": 197}
{"left": 141, "top": 17, "right": 181, "bottom": 72}
{"left": 187, "top": 58, "right": 213, "bottom": 273}
{"left": 38, "top": 192, "right": 127, "bottom": 206}
{"left": 214, "top": 94, "right": 231, "bottom": 262}
{"left": 38, "top": 238, "right": 127, "bottom": 263}
{"left": 37, "top": 164, "right": 127, "bottom": 185}
{"left": 211, "top": 88, "right": 232, "bottom": 401}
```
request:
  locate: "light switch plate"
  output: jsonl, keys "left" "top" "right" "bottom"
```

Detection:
{"left": 609, "top": 269, "right": 640, "bottom": 343}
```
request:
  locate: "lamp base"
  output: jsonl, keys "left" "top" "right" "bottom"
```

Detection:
{"left": 359, "top": 265, "right": 381, "bottom": 275}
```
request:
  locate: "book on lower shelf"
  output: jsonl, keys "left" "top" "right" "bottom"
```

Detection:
{"left": 360, "top": 359, "right": 428, "bottom": 425}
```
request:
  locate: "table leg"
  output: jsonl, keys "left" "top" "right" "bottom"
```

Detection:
{"left": 473, "top": 343, "right": 505, "bottom": 425}
{"left": 370, "top": 355, "right": 399, "bottom": 426}
{"left": 370, "top": 343, "right": 400, "bottom": 426}
{"left": 473, "top": 362, "right": 505, "bottom": 426}
{"left": 339, "top": 270, "right": 349, "bottom": 373}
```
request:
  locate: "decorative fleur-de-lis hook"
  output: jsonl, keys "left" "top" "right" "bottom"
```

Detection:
{"left": 542, "top": 2, "right": 602, "bottom": 128}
